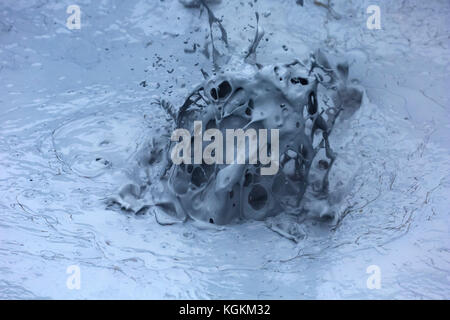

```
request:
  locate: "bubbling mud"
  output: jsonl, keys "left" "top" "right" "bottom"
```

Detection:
{"left": 111, "top": 2, "right": 363, "bottom": 226}
{"left": 155, "top": 50, "right": 362, "bottom": 225}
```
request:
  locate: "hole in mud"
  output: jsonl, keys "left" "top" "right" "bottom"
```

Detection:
{"left": 318, "top": 160, "right": 329, "bottom": 170}
{"left": 191, "top": 167, "right": 207, "bottom": 187}
{"left": 218, "top": 81, "right": 232, "bottom": 99}
{"left": 291, "top": 77, "right": 309, "bottom": 85}
{"left": 210, "top": 88, "right": 218, "bottom": 100}
{"left": 308, "top": 92, "right": 317, "bottom": 115}
{"left": 248, "top": 184, "right": 268, "bottom": 211}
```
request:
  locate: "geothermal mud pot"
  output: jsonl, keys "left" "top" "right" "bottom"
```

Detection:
{"left": 132, "top": 5, "right": 363, "bottom": 225}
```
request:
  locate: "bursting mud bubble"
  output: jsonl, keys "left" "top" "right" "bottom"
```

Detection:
{"left": 158, "top": 53, "right": 362, "bottom": 225}
{"left": 119, "top": 2, "right": 363, "bottom": 225}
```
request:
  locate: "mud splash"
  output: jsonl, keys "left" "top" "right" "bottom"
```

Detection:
{"left": 110, "top": 2, "right": 363, "bottom": 227}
